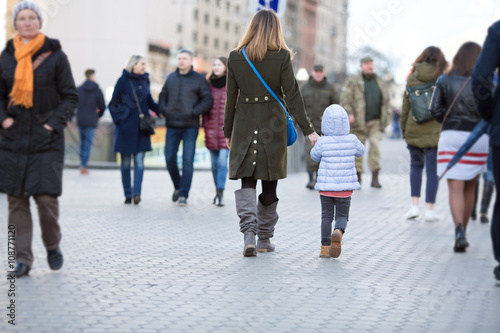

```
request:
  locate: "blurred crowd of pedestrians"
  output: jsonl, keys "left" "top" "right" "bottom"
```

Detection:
{"left": 0, "top": 2, "right": 498, "bottom": 284}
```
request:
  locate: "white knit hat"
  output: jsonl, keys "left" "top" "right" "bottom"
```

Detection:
{"left": 13, "top": 1, "right": 43, "bottom": 29}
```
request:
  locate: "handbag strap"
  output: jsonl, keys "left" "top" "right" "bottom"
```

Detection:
{"left": 441, "top": 77, "right": 471, "bottom": 126}
{"left": 7, "top": 51, "right": 53, "bottom": 111}
{"left": 128, "top": 79, "right": 145, "bottom": 118}
{"left": 241, "top": 48, "right": 292, "bottom": 121}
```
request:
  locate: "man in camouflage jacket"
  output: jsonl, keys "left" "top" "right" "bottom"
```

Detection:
{"left": 340, "top": 56, "right": 391, "bottom": 188}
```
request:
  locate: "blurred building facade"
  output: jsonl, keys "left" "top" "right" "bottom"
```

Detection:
{"left": 3, "top": 0, "right": 348, "bottom": 97}
{"left": 2, "top": 0, "right": 349, "bottom": 170}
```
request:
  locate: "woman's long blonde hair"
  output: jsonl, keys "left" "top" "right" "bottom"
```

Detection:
{"left": 236, "top": 9, "right": 294, "bottom": 62}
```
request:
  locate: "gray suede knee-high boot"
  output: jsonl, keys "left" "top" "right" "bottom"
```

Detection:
{"left": 235, "top": 188, "right": 257, "bottom": 257}
{"left": 256, "top": 196, "right": 279, "bottom": 252}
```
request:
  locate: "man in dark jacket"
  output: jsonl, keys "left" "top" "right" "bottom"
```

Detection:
{"left": 301, "top": 64, "right": 338, "bottom": 189}
{"left": 159, "top": 49, "right": 213, "bottom": 206}
{"left": 472, "top": 19, "right": 500, "bottom": 284}
{"left": 76, "top": 69, "right": 105, "bottom": 174}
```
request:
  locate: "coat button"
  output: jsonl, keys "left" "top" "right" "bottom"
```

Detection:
{"left": 254, "top": 150, "right": 257, "bottom": 154}
{"left": 253, "top": 162, "right": 256, "bottom": 165}
{"left": 309, "top": 124, "right": 313, "bottom": 127}
{"left": 245, "top": 98, "right": 249, "bottom": 102}
{"left": 264, "top": 96, "right": 268, "bottom": 101}
{"left": 253, "top": 140, "right": 257, "bottom": 144}
{"left": 254, "top": 97, "right": 259, "bottom": 101}
{"left": 254, "top": 130, "right": 258, "bottom": 134}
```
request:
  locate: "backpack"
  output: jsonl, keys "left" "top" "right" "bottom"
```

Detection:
{"left": 405, "top": 80, "right": 436, "bottom": 124}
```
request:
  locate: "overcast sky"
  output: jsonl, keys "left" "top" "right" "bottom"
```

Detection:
{"left": 347, "top": 0, "right": 500, "bottom": 83}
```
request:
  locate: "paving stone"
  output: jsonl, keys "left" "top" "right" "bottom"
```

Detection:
{"left": 0, "top": 140, "right": 498, "bottom": 332}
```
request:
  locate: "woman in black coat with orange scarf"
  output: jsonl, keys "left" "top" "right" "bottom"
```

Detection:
{"left": 0, "top": 1, "right": 78, "bottom": 278}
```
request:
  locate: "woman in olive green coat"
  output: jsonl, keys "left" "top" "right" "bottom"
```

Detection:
{"left": 401, "top": 46, "right": 448, "bottom": 222}
{"left": 224, "top": 9, "right": 319, "bottom": 257}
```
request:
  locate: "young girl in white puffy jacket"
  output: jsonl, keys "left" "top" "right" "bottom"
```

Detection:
{"left": 311, "top": 104, "right": 365, "bottom": 258}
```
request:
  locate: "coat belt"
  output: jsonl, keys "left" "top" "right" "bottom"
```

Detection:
{"left": 240, "top": 95, "right": 272, "bottom": 104}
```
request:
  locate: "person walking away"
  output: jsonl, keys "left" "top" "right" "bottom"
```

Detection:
{"left": 301, "top": 64, "right": 338, "bottom": 189}
{"left": 391, "top": 107, "right": 402, "bottom": 139}
{"left": 0, "top": 1, "right": 78, "bottom": 277}
{"left": 108, "top": 55, "right": 158, "bottom": 205}
{"left": 159, "top": 49, "right": 213, "bottom": 207}
{"left": 430, "top": 42, "right": 489, "bottom": 252}
{"left": 203, "top": 57, "right": 229, "bottom": 206}
{"left": 76, "top": 69, "right": 106, "bottom": 175}
{"left": 310, "top": 105, "right": 365, "bottom": 258}
{"left": 471, "top": 20, "right": 500, "bottom": 283}
{"left": 401, "top": 46, "right": 448, "bottom": 222}
{"left": 340, "top": 56, "right": 391, "bottom": 188}
{"left": 224, "top": 9, "right": 319, "bottom": 257}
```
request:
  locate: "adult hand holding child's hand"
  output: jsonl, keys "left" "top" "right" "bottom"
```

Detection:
{"left": 308, "top": 132, "right": 319, "bottom": 146}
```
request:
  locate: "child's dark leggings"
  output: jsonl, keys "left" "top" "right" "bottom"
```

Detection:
{"left": 320, "top": 195, "right": 351, "bottom": 245}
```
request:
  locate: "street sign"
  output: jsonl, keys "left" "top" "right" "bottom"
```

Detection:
{"left": 249, "top": 0, "right": 286, "bottom": 17}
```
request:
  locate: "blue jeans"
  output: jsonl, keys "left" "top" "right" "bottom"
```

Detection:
{"left": 165, "top": 127, "right": 199, "bottom": 198}
{"left": 210, "top": 149, "right": 229, "bottom": 190}
{"left": 320, "top": 195, "right": 351, "bottom": 245}
{"left": 79, "top": 126, "right": 96, "bottom": 167}
{"left": 120, "top": 152, "right": 145, "bottom": 198}
{"left": 407, "top": 144, "right": 439, "bottom": 203}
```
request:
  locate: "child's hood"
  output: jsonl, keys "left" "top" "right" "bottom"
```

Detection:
{"left": 321, "top": 104, "right": 350, "bottom": 136}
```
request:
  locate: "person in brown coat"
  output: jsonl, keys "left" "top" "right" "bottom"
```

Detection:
{"left": 224, "top": 9, "right": 319, "bottom": 257}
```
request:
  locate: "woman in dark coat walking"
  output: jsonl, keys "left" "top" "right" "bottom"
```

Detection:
{"left": 0, "top": 1, "right": 78, "bottom": 277}
{"left": 203, "top": 56, "right": 229, "bottom": 206}
{"left": 224, "top": 9, "right": 319, "bottom": 256}
{"left": 109, "top": 56, "right": 158, "bottom": 205}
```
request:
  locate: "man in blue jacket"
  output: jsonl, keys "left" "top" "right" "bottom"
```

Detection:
{"left": 472, "top": 20, "right": 500, "bottom": 284}
{"left": 76, "top": 69, "right": 105, "bottom": 175}
{"left": 159, "top": 50, "right": 213, "bottom": 206}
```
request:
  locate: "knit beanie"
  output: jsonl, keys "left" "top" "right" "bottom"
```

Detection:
{"left": 13, "top": 1, "right": 43, "bottom": 29}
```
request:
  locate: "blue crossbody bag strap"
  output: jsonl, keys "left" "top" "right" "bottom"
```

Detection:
{"left": 241, "top": 49, "right": 292, "bottom": 121}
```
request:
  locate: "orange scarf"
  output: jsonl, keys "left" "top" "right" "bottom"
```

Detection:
{"left": 10, "top": 33, "right": 45, "bottom": 108}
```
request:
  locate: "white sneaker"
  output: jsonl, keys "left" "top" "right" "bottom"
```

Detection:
{"left": 425, "top": 210, "right": 439, "bottom": 222}
{"left": 406, "top": 206, "right": 420, "bottom": 219}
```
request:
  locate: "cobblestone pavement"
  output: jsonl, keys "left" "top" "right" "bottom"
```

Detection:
{"left": 1, "top": 139, "right": 499, "bottom": 333}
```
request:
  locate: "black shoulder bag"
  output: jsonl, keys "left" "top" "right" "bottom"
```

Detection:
{"left": 128, "top": 79, "right": 156, "bottom": 135}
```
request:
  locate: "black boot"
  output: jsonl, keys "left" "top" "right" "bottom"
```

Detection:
{"left": 471, "top": 182, "right": 479, "bottom": 220}
{"left": 371, "top": 169, "right": 382, "bottom": 188}
{"left": 306, "top": 171, "right": 315, "bottom": 189}
{"left": 47, "top": 247, "right": 64, "bottom": 270}
{"left": 216, "top": 188, "right": 224, "bottom": 207}
{"left": 12, "top": 263, "right": 30, "bottom": 278}
{"left": 480, "top": 181, "right": 494, "bottom": 223}
{"left": 454, "top": 224, "right": 467, "bottom": 252}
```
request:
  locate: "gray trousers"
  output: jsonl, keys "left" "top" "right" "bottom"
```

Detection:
{"left": 8, "top": 195, "right": 61, "bottom": 267}
{"left": 320, "top": 195, "right": 351, "bottom": 245}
